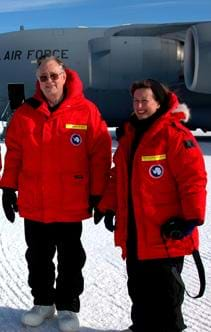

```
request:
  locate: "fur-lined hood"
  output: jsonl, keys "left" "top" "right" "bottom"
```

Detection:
{"left": 171, "top": 102, "right": 190, "bottom": 123}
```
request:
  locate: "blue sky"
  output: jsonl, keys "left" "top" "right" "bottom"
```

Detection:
{"left": 0, "top": 0, "right": 211, "bottom": 33}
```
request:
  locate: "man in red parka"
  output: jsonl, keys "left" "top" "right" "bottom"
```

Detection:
{"left": 95, "top": 79, "right": 207, "bottom": 332}
{"left": 0, "top": 55, "right": 112, "bottom": 332}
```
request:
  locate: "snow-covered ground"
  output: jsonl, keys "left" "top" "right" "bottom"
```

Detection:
{"left": 0, "top": 135, "right": 210, "bottom": 332}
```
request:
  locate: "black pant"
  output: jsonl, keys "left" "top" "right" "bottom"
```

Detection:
{"left": 126, "top": 256, "right": 187, "bottom": 332}
{"left": 24, "top": 219, "right": 86, "bottom": 312}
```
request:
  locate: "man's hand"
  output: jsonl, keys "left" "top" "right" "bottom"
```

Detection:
{"left": 2, "top": 188, "right": 18, "bottom": 223}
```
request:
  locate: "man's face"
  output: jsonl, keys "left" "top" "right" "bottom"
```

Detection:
{"left": 133, "top": 88, "right": 160, "bottom": 120}
{"left": 37, "top": 59, "right": 67, "bottom": 103}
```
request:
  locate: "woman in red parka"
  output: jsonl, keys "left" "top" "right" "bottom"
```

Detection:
{"left": 96, "top": 79, "right": 207, "bottom": 332}
{"left": 0, "top": 55, "right": 112, "bottom": 332}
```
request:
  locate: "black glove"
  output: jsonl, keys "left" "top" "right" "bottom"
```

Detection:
{"left": 161, "top": 217, "right": 198, "bottom": 240}
{"left": 94, "top": 209, "right": 115, "bottom": 232}
{"left": 2, "top": 188, "right": 18, "bottom": 223}
{"left": 93, "top": 208, "right": 105, "bottom": 224}
{"left": 104, "top": 210, "right": 116, "bottom": 232}
{"left": 88, "top": 195, "right": 101, "bottom": 214}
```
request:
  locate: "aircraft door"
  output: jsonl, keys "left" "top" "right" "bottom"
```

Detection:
{"left": 8, "top": 83, "right": 25, "bottom": 110}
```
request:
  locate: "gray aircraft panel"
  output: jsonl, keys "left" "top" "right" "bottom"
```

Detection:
{"left": 0, "top": 22, "right": 210, "bottom": 133}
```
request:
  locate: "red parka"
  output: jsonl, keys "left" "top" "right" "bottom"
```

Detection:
{"left": 0, "top": 69, "right": 112, "bottom": 223}
{"left": 99, "top": 93, "right": 207, "bottom": 260}
{"left": 0, "top": 145, "right": 1, "bottom": 171}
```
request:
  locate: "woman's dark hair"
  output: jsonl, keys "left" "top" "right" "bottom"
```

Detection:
{"left": 130, "top": 78, "right": 170, "bottom": 113}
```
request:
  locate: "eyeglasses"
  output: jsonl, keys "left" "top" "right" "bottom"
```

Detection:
{"left": 39, "top": 71, "right": 64, "bottom": 82}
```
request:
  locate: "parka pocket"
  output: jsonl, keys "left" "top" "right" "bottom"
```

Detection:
{"left": 61, "top": 173, "right": 89, "bottom": 210}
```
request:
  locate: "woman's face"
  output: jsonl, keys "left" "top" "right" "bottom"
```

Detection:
{"left": 133, "top": 88, "right": 160, "bottom": 120}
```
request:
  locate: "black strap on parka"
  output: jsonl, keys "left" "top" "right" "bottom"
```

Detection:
{"left": 171, "top": 249, "right": 206, "bottom": 299}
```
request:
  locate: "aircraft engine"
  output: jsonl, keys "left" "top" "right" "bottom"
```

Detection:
{"left": 184, "top": 22, "right": 211, "bottom": 93}
{"left": 88, "top": 36, "right": 182, "bottom": 89}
